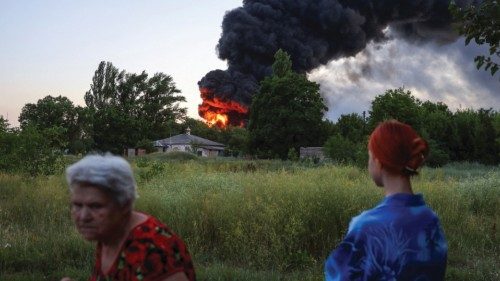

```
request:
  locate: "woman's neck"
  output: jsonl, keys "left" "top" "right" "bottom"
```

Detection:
{"left": 382, "top": 173, "right": 413, "bottom": 196}
{"left": 101, "top": 212, "right": 133, "bottom": 250}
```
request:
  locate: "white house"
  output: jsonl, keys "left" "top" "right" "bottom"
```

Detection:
{"left": 153, "top": 128, "right": 225, "bottom": 157}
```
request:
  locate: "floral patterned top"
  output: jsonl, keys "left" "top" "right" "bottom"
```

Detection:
{"left": 325, "top": 193, "right": 447, "bottom": 281}
{"left": 89, "top": 214, "right": 195, "bottom": 281}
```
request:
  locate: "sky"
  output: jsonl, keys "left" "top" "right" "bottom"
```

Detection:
{"left": 309, "top": 34, "right": 500, "bottom": 120}
{"left": 1, "top": 0, "right": 498, "bottom": 127}
{"left": 0, "top": 0, "right": 242, "bottom": 126}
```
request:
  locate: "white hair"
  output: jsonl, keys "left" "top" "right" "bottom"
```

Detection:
{"left": 65, "top": 154, "right": 138, "bottom": 206}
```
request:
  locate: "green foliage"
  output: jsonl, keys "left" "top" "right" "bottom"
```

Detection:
{"left": 287, "top": 147, "right": 299, "bottom": 161}
{"left": 222, "top": 126, "right": 250, "bottom": 157}
{"left": 0, "top": 115, "right": 9, "bottom": 133}
{"left": 18, "top": 95, "right": 86, "bottom": 152}
{"left": 1, "top": 161, "right": 498, "bottom": 280}
{"left": 0, "top": 125, "right": 64, "bottom": 175}
{"left": 450, "top": 0, "right": 500, "bottom": 78}
{"left": 336, "top": 113, "right": 367, "bottom": 143}
{"left": 368, "top": 87, "right": 422, "bottom": 130}
{"left": 180, "top": 118, "right": 221, "bottom": 141}
{"left": 323, "top": 134, "right": 368, "bottom": 167}
{"left": 144, "top": 151, "right": 198, "bottom": 161}
{"left": 322, "top": 88, "right": 499, "bottom": 167}
{"left": 425, "top": 138, "right": 451, "bottom": 167}
{"left": 272, "top": 49, "right": 293, "bottom": 77}
{"left": 493, "top": 113, "right": 500, "bottom": 158}
{"left": 84, "top": 61, "right": 186, "bottom": 153}
{"left": 135, "top": 139, "right": 156, "bottom": 154}
{"left": 248, "top": 50, "right": 328, "bottom": 159}
{"left": 324, "top": 134, "right": 356, "bottom": 164}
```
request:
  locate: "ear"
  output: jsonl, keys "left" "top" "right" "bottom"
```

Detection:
{"left": 120, "top": 200, "right": 133, "bottom": 215}
{"left": 373, "top": 155, "right": 382, "bottom": 170}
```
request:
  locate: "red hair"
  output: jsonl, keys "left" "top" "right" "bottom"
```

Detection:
{"left": 368, "top": 120, "right": 429, "bottom": 176}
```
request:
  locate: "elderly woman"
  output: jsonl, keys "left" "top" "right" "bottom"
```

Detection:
{"left": 61, "top": 154, "right": 195, "bottom": 281}
{"left": 325, "top": 120, "right": 448, "bottom": 281}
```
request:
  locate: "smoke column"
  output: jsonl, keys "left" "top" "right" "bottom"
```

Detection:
{"left": 198, "top": 0, "right": 481, "bottom": 126}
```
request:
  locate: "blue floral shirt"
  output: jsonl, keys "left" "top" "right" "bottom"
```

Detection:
{"left": 325, "top": 193, "right": 447, "bottom": 281}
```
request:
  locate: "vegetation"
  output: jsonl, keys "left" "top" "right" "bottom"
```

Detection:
{"left": 0, "top": 159, "right": 498, "bottom": 280}
{"left": 248, "top": 50, "right": 328, "bottom": 159}
{"left": 324, "top": 88, "right": 500, "bottom": 167}
{"left": 85, "top": 61, "right": 187, "bottom": 153}
{"left": 1, "top": 54, "right": 498, "bottom": 176}
{"left": 450, "top": 0, "right": 500, "bottom": 78}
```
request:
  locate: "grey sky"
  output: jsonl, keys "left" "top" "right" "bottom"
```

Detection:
{"left": 309, "top": 33, "right": 499, "bottom": 120}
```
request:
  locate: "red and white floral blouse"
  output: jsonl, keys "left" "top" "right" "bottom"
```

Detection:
{"left": 89, "top": 214, "right": 195, "bottom": 281}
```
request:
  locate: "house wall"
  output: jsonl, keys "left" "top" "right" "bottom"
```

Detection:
{"left": 201, "top": 149, "right": 222, "bottom": 157}
{"left": 155, "top": 145, "right": 223, "bottom": 157}
{"left": 169, "top": 144, "right": 192, "bottom": 152}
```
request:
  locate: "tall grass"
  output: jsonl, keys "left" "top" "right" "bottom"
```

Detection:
{"left": 0, "top": 160, "right": 498, "bottom": 280}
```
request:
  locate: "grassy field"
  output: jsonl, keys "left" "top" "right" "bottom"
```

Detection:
{"left": 0, "top": 157, "right": 498, "bottom": 280}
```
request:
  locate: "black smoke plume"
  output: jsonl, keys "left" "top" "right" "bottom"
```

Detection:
{"left": 198, "top": 0, "right": 481, "bottom": 125}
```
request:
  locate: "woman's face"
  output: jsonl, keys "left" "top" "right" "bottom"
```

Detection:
{"left": 70, "top": 184, "right": 128, "bottom": 242}
{"left": 368, "top": 150, "right": 383, "bottom": 187}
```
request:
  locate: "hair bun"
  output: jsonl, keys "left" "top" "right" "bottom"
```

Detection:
{"left": 406, "top": 138, "right": 429, "bottom": 171}
{"left": 369, "top": 120, "right": 430, "bottom": 176}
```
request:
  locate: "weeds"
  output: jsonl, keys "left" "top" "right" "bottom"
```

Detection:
{"left": 0, "top": 161, "right": 498, "bottom": 280}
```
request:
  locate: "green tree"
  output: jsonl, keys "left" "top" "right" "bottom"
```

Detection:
{"left": 225, "top": 127, "right": 249, "bottom": 157}
{"left": 368, "top": 88, "right": 422, "bottom": 131}
{"left": 84, "top": 61, "right": 186, "bottom": 153}
{"left": 419, "top": 101, "right": 456, "bottom": 163}
{"left": 248, "top": 50, "right": 327, "bottom": 159}
{"left": 0, "top": 125, "right": 64, "bottom": 175}
{"left": 323, "top": 134, "right": 356, "bottom": 164}
{"left": 18, "top": 95, "right": 81, "bottom": 151}
{"left": 336, "top": 113, "right": 367, "bottom": 143}
{"left": 450, "top": 0, "right": 500, "bottom": 78}
{"left": 493, "top": 112, "right": 500, "bottom": 158}
{"left": 453, "top": 109, "right": 481, "bottom": 162}
{"left": 138, "top": 72, "right": 187, "bottom": 140}
{"left": 0, "top": 115, "right": 9, "bottom": 133}
{"left": 181, "top": 117, "right": 221, "bottom": 142}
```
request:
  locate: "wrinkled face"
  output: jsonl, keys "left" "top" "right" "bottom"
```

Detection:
{"left": 70, "top": 184, "right": 128, "bottom": 242}
{"left": 368, "top": 150, "right": 383, "bottom": 187}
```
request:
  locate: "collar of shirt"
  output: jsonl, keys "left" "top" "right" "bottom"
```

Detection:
{"left": 379, "top": 193, "right": 425, "bottom": 207}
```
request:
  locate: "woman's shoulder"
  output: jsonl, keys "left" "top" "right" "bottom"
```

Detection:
{"left": 347, "top": 208, "right": 383, "bottom": 234}
{"left": 119, "top": 214, "right": 195, "bottom": 280}
{"left": 129, "top": 213, "right": 180, "bottom": 243}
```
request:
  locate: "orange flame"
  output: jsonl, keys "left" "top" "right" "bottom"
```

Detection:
{"left": 203, "top": 111, "right": 229, "bottom": 127}
{"left": 198, "top": 87, "right": 249, "bottom": 128}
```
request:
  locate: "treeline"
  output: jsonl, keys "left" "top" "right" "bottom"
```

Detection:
{"left": 1, "top": 59, "right": 499, "bottom": 175}
{"left": 0, "top": 61, "right": 189, "bottom": 174}
{"left": 322, "top": 88, "right": 500, "bottom": 167}
{"left": 191, "top": 87, "right": 500, "bottom": 167}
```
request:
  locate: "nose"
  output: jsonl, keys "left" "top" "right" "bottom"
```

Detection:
{"left": 77, "top": 206, "right": 93, "bottom": 223}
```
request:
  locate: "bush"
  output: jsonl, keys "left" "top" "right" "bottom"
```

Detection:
{"left": 143, "top": 151, "right": 198, "bottom": 161}
{"left": 323, "top": 134, "right": 356, "bottom": 164}
{"left": 0, "top": 125, "right": 64, "bottom": 175}
{"left": 135, "top": 139, "right": 156, "bottom": 154}
{"left": 426, "top": 139, "right": 450, "bottom": 167}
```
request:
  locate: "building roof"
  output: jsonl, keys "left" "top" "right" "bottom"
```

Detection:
{"left": 154, "top": 134, "right": 225, "bottom": 148}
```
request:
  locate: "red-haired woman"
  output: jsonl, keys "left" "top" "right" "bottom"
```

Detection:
{"left": 325, "top": 120, "right": 448, "bottom": 281}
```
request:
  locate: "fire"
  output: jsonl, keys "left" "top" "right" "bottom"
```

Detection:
{"left": 198, "top": 87, "right": 249, "bottom": 128}
{"left": 203, "top": 111, "right": 229, "bottom": 128}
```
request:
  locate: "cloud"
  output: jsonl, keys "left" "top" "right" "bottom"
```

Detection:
{"left": 308, "top": 32, "right": 499, "bottom": 121}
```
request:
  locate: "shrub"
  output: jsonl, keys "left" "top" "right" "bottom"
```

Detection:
{"left": 323, "top": 134, "right": 356, "bottom": 164}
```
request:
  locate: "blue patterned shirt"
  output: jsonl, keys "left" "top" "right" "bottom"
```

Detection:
{"left": 325, "top": 193, "right": 447, "bottom": 281}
